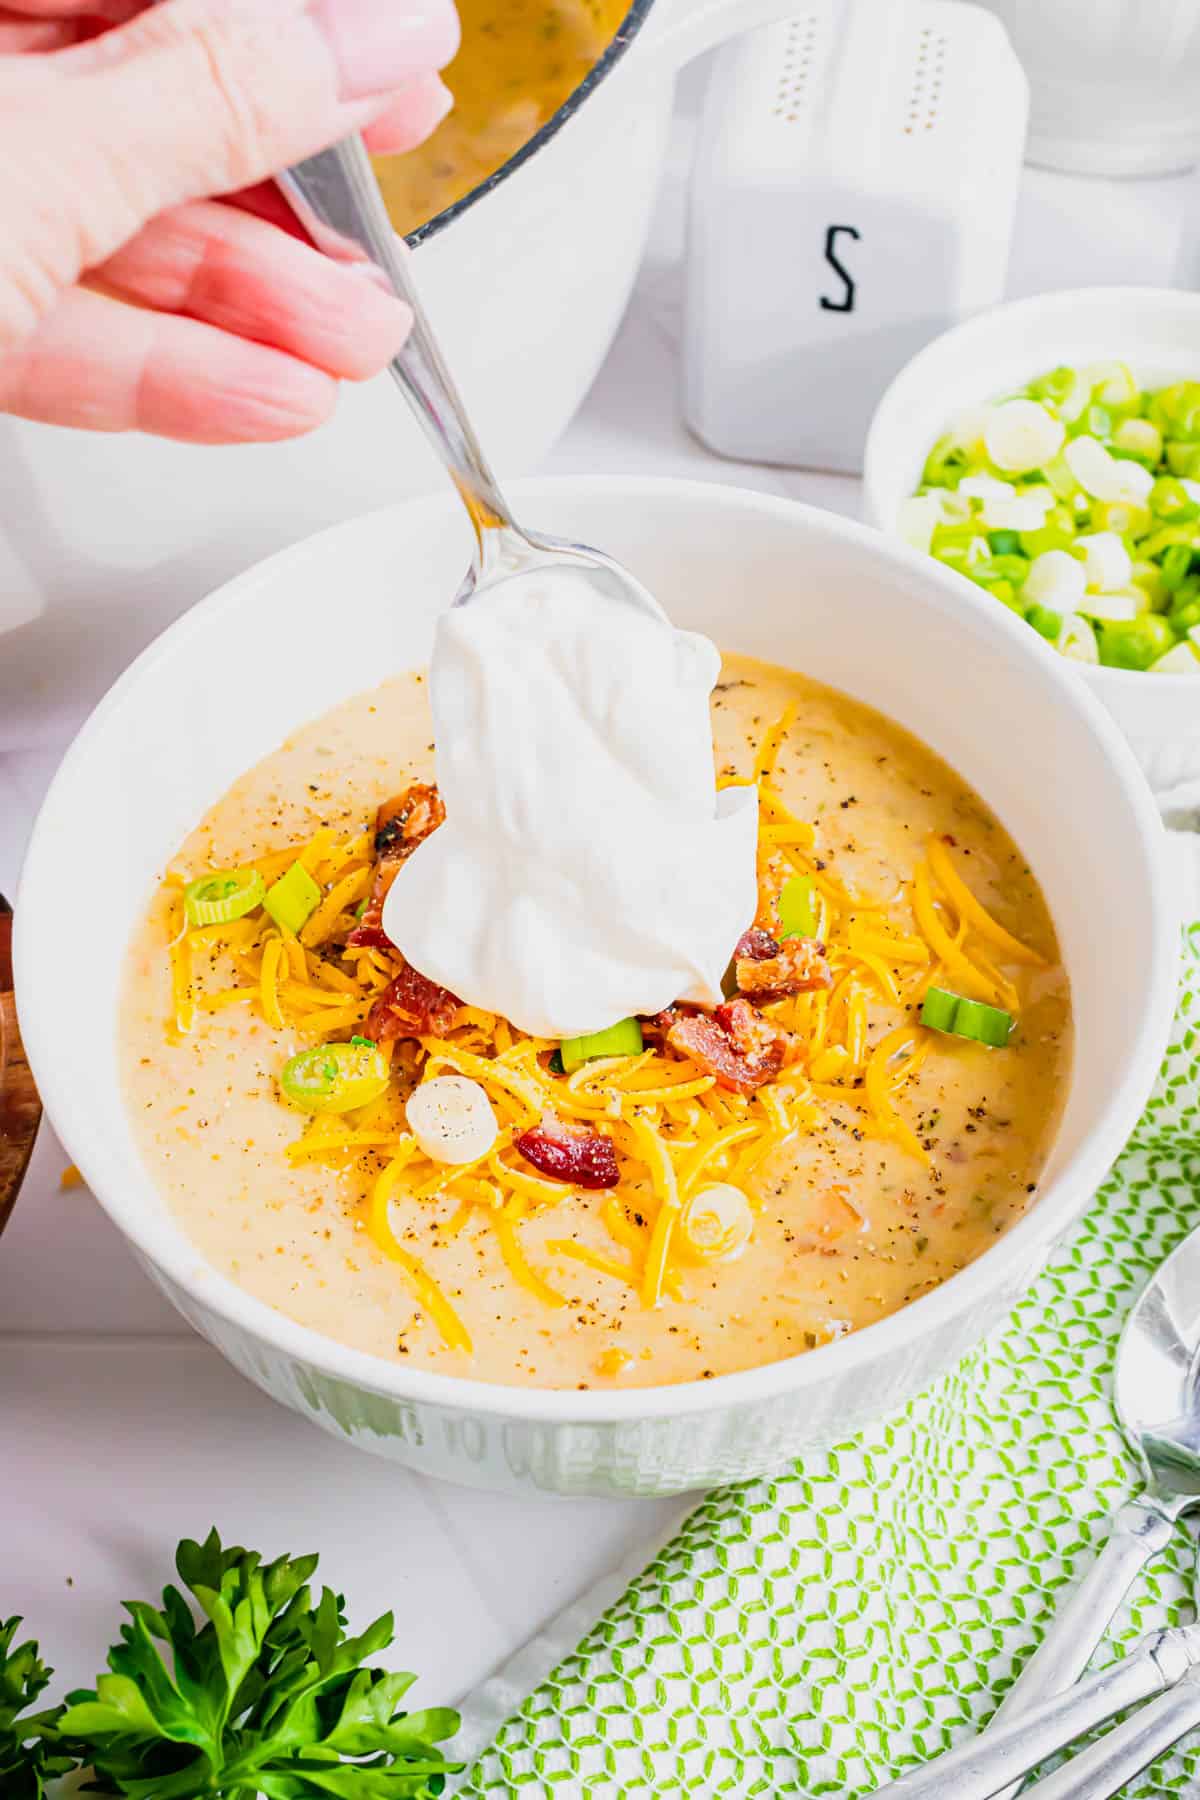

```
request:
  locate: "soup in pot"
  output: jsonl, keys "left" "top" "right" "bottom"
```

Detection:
{"left": 121, "top": 656, "right": 1070, "bottom": 1390}
{"left": 373, "top": 0, "right": 631, "bottom": 236}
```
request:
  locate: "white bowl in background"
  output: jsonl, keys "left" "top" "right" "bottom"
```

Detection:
{"left": 15, "top": 478, "right": 1177, "bottom": 1497}
{"left": 863, "top": 287, "right": 1200, "bottom": 796}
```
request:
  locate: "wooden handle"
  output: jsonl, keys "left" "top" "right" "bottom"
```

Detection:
{"left": 0, "top": 896, "right": 41, "bottom": 1235}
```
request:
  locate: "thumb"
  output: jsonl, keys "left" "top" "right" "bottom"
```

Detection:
{"left": 0, "top": 0, "right": 459, "bottom": 347}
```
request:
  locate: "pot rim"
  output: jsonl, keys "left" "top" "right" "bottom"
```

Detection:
{"left": 405, "top": 0, "right": 657, "bottom": 250}
{"left": 15, "top": 477, "right": 1178, "bottom": 1429}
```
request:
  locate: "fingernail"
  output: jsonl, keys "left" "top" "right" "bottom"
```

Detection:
{"left": 316, "top": 0, "right": 461, "bottom": 102}
{"left": 403, "top": 70, "right": 455, "bottom": 135}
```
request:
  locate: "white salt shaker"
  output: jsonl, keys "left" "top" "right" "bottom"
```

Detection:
{"left": 683, "top": 0, "right": 1028, "bottom": 473}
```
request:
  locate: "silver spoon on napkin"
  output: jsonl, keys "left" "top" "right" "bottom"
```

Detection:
{"left": 874, "top": 1220, "right": 1200, "bottom": 1800}
{"left": 275, "top": 137, "right": 662, "bottom": 619}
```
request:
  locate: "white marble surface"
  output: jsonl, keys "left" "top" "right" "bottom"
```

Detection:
{"left": 2, "top": 64, "right": 1196, "bottom": 1740}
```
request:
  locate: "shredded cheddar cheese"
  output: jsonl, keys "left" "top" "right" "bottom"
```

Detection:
{"left": 159, "top": 707, "right": 1046, "bottom": 1356}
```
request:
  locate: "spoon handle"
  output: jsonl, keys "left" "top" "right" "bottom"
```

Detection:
{"left": 986, "top": 1498, "right": 1174, "bottom": 1773}
{"left": 276, "top": 137, "right": 515, "bottom": 544}
{"left": 1021, "top": 1663, "right": 1200, "bottom": 1800}
{"left": 870, "top": 1627, "right": 1193, "bottom": 1800}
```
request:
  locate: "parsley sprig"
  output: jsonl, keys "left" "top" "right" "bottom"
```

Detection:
{"left": 0, "top": 1617, "right": 73, "bottom": 1800}
{"left": 3, "top": 1530, "right": 460, "bottom": 1798}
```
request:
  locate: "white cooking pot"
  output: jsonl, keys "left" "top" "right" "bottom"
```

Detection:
{"left": 15, "top": 477, "right": 1177, "bottom": 1497}
{"left": 0, "top": 0, "right": 789, "bottom": 744}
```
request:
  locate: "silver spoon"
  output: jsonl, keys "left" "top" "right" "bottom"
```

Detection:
{"left": 276, "top": 136, "right": 661, "bottom": 618}
{"left": 874, "top": 1220, "right": 1200, "bottom": 1800}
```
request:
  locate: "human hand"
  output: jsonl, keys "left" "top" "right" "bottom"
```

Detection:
{"left": 0, "top": 0, "right": 459, "bottom": 441}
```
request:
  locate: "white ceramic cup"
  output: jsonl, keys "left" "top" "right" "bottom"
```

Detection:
{"left": 15, "top": 477, "right": 1178, "bottom": 1497}
{"left": 979, "top": 0, "right": 1200, "bottom": 176}
{"left": 863, "top": 286, "right": 1200, "bottom": 799}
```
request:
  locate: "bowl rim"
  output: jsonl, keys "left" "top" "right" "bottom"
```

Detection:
{"left": 404, "top": 0, "right": 655, "bottom": 250}
{"left": 15, "top": 475, "right": 1180, "bottom": 1424}
{"left": 861, "top": 283, "right": 1200, "bottom": 695}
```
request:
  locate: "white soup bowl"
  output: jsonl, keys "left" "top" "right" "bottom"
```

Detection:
{"left": 15, "top": 478, "right": 1177, "bottom": 1497}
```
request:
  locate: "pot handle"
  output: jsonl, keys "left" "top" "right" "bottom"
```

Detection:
{"left": 633, "top": 0, "right": 800, "bottom": 71}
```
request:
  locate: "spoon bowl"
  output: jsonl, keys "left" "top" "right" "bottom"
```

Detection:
{"left": 879, "top": 1221, "right": 1200, "bottom": 1800}
{"left": 1116, "top": 1226, "right": 1200, "bottom": 1508}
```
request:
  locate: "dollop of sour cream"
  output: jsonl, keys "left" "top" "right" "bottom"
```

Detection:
{"left": 382, "top": 566, "right": 759, "bottom": 1039}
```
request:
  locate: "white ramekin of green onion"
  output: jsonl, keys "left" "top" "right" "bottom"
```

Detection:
{"left": 864, "top": 287, "right": 1200, "bottom": 792}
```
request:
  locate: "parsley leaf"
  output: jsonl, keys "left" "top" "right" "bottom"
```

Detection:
{"left": 0, "top": 1616, "right": 73, "bottom": 1800}
{"left": 59, "top": 1529, "right": 461, "bottom": 1797}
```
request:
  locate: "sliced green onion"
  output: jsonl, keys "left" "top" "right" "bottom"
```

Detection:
{"left": 913, "top": 364, "right": 1200, "bottom": 672}
{"left": 184, "top": 867, "right": 265, "bottom": 928}
{"left": 1030, "top": 365, "right": 1090, "bottom": 423}
{"left": 1078, "top": 592, "right": 1140, "bottom": 624}
{"left": 977, "top": 553, "right": 1030, "bottom": 585}
{"left": 920, "top": 987, "right": 1013, "bottom": 1047}
{"left": 1113, "top": 417, "right": 1163, "bottom": 464}
{"left": 1057, "top": 614, "right": 1100, "bottom": 664}
{"left": 1171, "top": 598, "right": 1200, "bottom": 636}
{"left": 919, "top": 987, "right": 959, "bottom": 1032}
{"left": 778, "top": 874, "right": 817, "bottom": 940}
{"left": 1150, "top": 640, "right": 1200, "bottom": 674}
{"left": 280, "top": 1040, "right": 390, "bottom": 1114}
{"left": 559, "top": 1017, "right": 644, "bottom": 1074}
{"left": 1166, "top": 443, "right": 1200, "bottom": 479}
{"left": 1087, "top": 361, "right": 1138, "bottom": 411}
{"left": 897, "top": 495, "right": 942, "bottom": 553}
{"left": 263, "top": 860, "right": 321, "bottom": 935}
{"left": 1161, "top": 543, "right": 1195, "bottom": 591}
{"left": 1026, "top": 604, "right": 1063, "bottom": 642}
{"left": 1097, "top": 614, "right": 1175, "bottom": 671}
{"left": 1150, "top": 476, "right": 1200, "bottom": 523}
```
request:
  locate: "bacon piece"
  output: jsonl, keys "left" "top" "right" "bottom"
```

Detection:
{"left": 735, "top": 927, "right": 779, "bottom": 962}
{"left": 347, "top": 782, "right": 445, "bottom": 949}
{"left": 366, "top": 961, "right": 460, "bottom": 1042}
{"left": 515, "top": 1119, "right": 619, "bottom": 1190}
{"left": 735, "top": 935, "right": 831, "bottom": 1002}
{"left": 666, "top": 998, "right": 788, "bottom": 1096}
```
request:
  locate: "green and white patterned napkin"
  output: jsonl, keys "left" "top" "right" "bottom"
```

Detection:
{"left": 458, "top": 919, "right": 1200, "bottom": 1799}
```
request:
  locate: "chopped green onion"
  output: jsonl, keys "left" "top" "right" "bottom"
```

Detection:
{"left": 977, "top": 553, "right": 1031, "bottom": 585}
{"left": 1166, "top": 443, "right": 1200, "bottom": 479}
{"left": 263, "top": 860, "right": 321, "bottom": 935}
{"left": 911, "top": 363, "right": 1200, "bottom": 674}
{"left": 919, "top": 987, "right": 959, "bottom": 1032}
{"left": 1097, "top": 614, "right": 1176, "bottom": 671}
{"left": 1026, "top": 604, "right": 1063, "bottom": 642}
{"left": 349, "top": 1035, "right": 375, "bottom": 1048}
{"left": 1150, "top": 476, "right": 1200, "bottom": 523}
{"left": 1113, "top": 417, "right": 1163, "bottom": 464}
{"left": 777, "top": 874, "right": 817, "bottom": 940}
{"left": 1057, "top": 614, "right": 1100, "bottom": 664}
{"left": 1029, "top": 365, "right": 1090, "bottom": 423}
{"left": 280, "top": 1040, "right": 390, "bottom": 1114}
{"left": 559, "top": 1017, "right": 644, "bottom": 1074}
{"left": 1171, "top": 598, "right": 1200, "bottom": 636}
{"left": 1161, "top": 543, "right": 1195, "bottom": 591}
{"left": 1150, "top": 640, "right": 1200, "bottom": 673}
{"left": 184, "top": 867, "right": 265, "bottom": 928}
{"left": 920, "top": 986, "right": 1013, "bottom": 1047}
